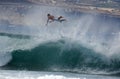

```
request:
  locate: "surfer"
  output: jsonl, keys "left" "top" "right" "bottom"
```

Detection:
{"left": 46, "top": 14, "right": 66, "bottom": 25}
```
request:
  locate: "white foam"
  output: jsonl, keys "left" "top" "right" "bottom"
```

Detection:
{"left": 0, "top": 70, "right": 119, "bottom": 79}
{"left": 0, "top": 70, "right": 81, "bottom": 79}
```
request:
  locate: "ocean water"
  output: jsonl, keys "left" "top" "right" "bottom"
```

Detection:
{"left": 0, "top": 4, "right": 120, "bottom": 79}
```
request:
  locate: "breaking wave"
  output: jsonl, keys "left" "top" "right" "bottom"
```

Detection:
{"left": 0, "top": 39, "right": 120, "bottom": 76}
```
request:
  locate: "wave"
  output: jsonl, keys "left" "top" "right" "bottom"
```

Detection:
{"left": 1, "top": 40, "right": 120, "bottom": 75}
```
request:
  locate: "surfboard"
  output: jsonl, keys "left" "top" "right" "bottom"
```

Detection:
{"left": 54, "top": 19, "right": 66, "bottom": 22}
{"left": 46, "top": 19, "right": 66, "bottom": 25}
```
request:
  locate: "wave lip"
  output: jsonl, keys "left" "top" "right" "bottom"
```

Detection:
{"left": 0, "top": 52, "right": 12, "bottom": 67}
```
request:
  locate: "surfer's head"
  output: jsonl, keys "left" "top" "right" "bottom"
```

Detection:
{"left": 47, "top": 14, "right": 50, "bottom": 16}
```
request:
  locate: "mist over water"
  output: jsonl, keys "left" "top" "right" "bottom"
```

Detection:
{"left": 22, "top": 5, "right": 120, "bottom": 56}
{"left": 0, "top": 5, "right": 120, "bottom": 75}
